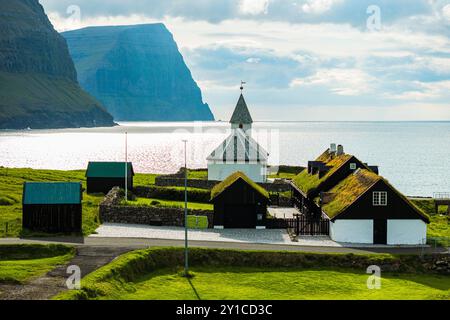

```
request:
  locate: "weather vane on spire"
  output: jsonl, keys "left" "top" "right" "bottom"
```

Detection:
{"left": 240, "top": 80, "right": 246, "bottom": 93}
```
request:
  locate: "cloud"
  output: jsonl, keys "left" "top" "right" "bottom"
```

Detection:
{"left": 443, "top": 4, "right": 450, "bottom": 20}
{"left": 300, "top": 0, "right": 343, "bottom": 14}
{"left": 39, "top": 0, "right": 450, "bottom": 120}
{"left": 290, "top": 68, "right": 376, "bottom": 96}
{"left": 239, "top": 0, "right": 269, "bottom": 15}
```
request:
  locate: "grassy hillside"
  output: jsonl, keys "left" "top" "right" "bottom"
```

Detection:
{"left": 0, "top": 244, "right": 75, "bottom": 284}
{"left": 0, "top": 72, "right": 114, "bottom": 129}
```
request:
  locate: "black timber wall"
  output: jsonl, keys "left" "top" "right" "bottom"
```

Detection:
{"left": 332, "top": 180, "right": 428, "bottom": 222}
{"left": 22, "top": 204, "right": 82, "bottom": 233}
{"left": 212, "top": 179, "right": 269, "bottom": 228}
{"left": 87, "top": 177, "right": 133, "bottom": 194}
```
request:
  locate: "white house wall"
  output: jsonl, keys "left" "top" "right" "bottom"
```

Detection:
{"left": 387, "top": 220, "right": 427, "bottom": 245}
{"left": 330, "top": 220, "right": 373, "bottom": 244}
{"left": 208, "top": 163, "right": 267, "bottom": 183}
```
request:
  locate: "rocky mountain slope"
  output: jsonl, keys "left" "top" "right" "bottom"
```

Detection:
{"left": 63, "top": 24, "right": 214, "bottom": 121}
{"left": 0, "top": 0, "right": 115, "bottom": 129}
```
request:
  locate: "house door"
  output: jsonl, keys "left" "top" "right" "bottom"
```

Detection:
{"left": 224, "top": 205, "right": 256, "bottom": 228}
{"left": 373, "top": 219, "right": 387, "bottom": 244}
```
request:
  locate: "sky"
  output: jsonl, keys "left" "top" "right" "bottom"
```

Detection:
{"left": 40, "top": 0, "right": 450, "bottom": 121}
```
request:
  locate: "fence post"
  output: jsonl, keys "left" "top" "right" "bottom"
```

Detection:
{"left": 5, "top": 222, "right": 8, "bottom": 235}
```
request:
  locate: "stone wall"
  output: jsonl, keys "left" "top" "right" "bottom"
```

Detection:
{"left": 100, "top": 187, "right": 214, "bottom": 228}
{"left": 155, "top": 176, "right": 292, "bottom": 192}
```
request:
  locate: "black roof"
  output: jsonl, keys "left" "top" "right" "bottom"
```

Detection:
{"left": 230, "top": 94, "right": 253, "bottom": 124}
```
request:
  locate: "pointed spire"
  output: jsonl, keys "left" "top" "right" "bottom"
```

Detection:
{"left": 230, "top": 93, "right": 253, "bottom": 125}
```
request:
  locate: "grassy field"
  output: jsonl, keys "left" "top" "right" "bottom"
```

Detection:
{"left": 114, "top": 267, "right": 450, "bottom": 300}
{"left": 123, "top": 197, "right": 213, "bottom": 211}
{"left": 0, "top": 168, "right": 159, "bottom": 237}
{"left": 0, "top": 167, "right": 448, "bottom": 241}
{"left": 55, "top": 248, "right": 450, "bottom": 301}
{"left": 0, "top": 244, "right": 74, "bottom": 284}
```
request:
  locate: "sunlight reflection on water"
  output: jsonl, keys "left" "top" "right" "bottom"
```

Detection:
{"left": 1, "top": 121, "right": 449, "bottom": 196}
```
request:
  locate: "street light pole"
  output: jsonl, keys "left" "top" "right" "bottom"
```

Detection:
{"left": 182, "top": 139, "right": 189, "bottom": 276}
{"left": 125, "top": 132, "right": 128, "bottom": 203}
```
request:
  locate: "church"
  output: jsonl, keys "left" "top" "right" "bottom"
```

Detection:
{"left": 207, "top": 87, "right": 269, "bottom": 183}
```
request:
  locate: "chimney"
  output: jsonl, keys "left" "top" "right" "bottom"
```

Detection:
{"left": 330, "top": 143, "right": 337, "bottom": 154}
{"left": 336, "top": 145, "right": 344, "bottom": 156}
{"left": 369, "top": 166, "right": 379, "bottom": 175}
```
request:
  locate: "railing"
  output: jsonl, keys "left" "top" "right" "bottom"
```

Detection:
{"left": 266, "top": 216, "right": 329, "bottom": 236}
{"left": 433, "top": 193, "right": 450, "bottom": 200}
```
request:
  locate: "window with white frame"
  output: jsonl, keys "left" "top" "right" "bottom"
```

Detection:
{"left": 373, "top": 191, "right": 387, "bottom": 206}
{"left": 350, "top": 163, "right": 357, "bottom": 170}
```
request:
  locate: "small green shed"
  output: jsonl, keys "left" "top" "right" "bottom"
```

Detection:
{"left": 86, "top": 162, "right": 134, "bottom": 194}
{"left": 22, "top": 182, "right": 82, "bottom": 233}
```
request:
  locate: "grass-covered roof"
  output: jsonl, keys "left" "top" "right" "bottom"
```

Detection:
{"left": 292, "top": 150, "right": 352, "bottom": 195}
{"left": 320, "top": 169, "right": 430, "bottom": 222}
{"left": 211, "top": 171, "right": 269, "bottom": 201}
{"left": 319, "top": 169, "right": 380, "bottom": 219}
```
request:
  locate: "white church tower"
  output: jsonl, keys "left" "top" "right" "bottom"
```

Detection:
{"left": 207, "top": 85, "right": 269, "bottom": 183}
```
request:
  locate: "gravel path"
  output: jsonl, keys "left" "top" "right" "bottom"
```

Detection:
{"left": 92, "top": 223, "right": 342, "bottom": 247}
{"left": 0, "top": 246, "right": 131, "bottom": 300}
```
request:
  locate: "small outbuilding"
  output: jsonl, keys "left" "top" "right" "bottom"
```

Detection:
{"left": 22, "top": 182, "right": 82, "bottom": 233}
{"left": 86, "top": 162, "right": 134, "bottom": 194}
{"left": 211, "top": 171, "right": 270, "bottom": 229}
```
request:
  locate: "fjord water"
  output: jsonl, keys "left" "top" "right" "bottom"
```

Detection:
{"left": 0, "top": 121, "right": 449, "bottom": 197}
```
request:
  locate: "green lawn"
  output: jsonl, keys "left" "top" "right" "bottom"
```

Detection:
{"left": 187, "top": 170, "right": 208, "bottom": 180}
{"left": 123, "top": 197, "right": 213, "bottom": 211}
{"left": 0, "top": 168, "right": 159, "bottom": 237}
{"left": 113, "top": 267, "right": 450, "bottom": 300}
{"left": 55, "top": 248, "right": 450, "bottom": 301}
{"left": 411, "top": 198, "right": 450, "bottom": 246}
{"left": 0, "top": 245, "right": 75, "bottom": 284}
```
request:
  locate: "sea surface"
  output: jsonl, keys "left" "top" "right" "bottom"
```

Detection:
{"left": 1, "top": 121, "right": 449, "bottom": 197}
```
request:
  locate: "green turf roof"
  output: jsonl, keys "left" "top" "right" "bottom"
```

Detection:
{"left": 292, "top": 151, "right": 352, "bottom": 195}
{"left": 23, "top": 182, "right": 82, "bottom": 205}
{"left": 211, "top": 171, "right": 269, "bottom": 201}
{"left": 320, "top": 169, "right": 430, "bottom": 222}
{"left": 86, "top": 162, "right": 134, "bottom": 178}
{"left": 319, "top": 169, "right": 381, "bottom": 219}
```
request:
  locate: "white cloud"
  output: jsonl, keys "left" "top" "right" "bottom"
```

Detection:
{"left": 443, "top": 4, "right": 450, "bottom": 20}
{"left": 300, "top": 0, "right": 343, "bottom": 14}
{"left": 239, "top": 0, "right": 269, "bottom": 15}
{"left": 246, "top": 57, "right": 261, "bottom": 63}
{"left": 388, "top": 80, "right": 450, "bottom": 100}
{"left": 290, "top": 68, "right": 376, "bottom": 96}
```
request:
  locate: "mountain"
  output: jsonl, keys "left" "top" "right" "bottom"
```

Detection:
{"left": 63, "top": 24, "right": 215, "bottom": 121}
{"left": 0, "top": 0, "right": 115, "bottom": 129}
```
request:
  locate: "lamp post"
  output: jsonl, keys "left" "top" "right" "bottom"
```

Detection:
{"left": 125, "top": 132, "right": 128, "bottom": 203}
{"left": 182, "top": 139, "right": 189, "bottom": 276}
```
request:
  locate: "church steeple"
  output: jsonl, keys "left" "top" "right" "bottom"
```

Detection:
{"left": 230, "top": 83, "right": 253, "bottom": 134}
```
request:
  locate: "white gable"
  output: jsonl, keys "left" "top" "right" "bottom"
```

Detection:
{"left": 207, "top": 128, "right": 269, "bottom": 163}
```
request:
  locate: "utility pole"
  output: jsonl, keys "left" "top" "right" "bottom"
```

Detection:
{"left": 182, "top": 139, "right": 189, "bottom": 276}
{"left": 125, "top": 132, "right": 128, "bottom": 203}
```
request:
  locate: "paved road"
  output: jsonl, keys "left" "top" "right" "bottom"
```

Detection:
{"left": 0, "top": 237, "right": 447, "bottom": 255}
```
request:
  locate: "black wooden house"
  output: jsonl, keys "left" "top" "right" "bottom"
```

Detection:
{"left": 211, "top": 172, "right": 270, "bottom": 229}
{"left": 291, "top": 145, "right": 376, "bottom": 218}
{"left": 86, "top": 162, "right": 134, "bottom": 194}
{"left": 22, "top": 182, "right": 82, "bottom": 233}
{"left": 290, "top": 144, "right": 429, "bottom": 245}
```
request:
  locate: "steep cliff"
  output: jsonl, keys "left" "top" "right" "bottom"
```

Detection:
{"left": 0, "top": 0, "right": 115, "bottom": 129}
{"left": 63, "top": 24, "right": 214, "bottom": 121}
